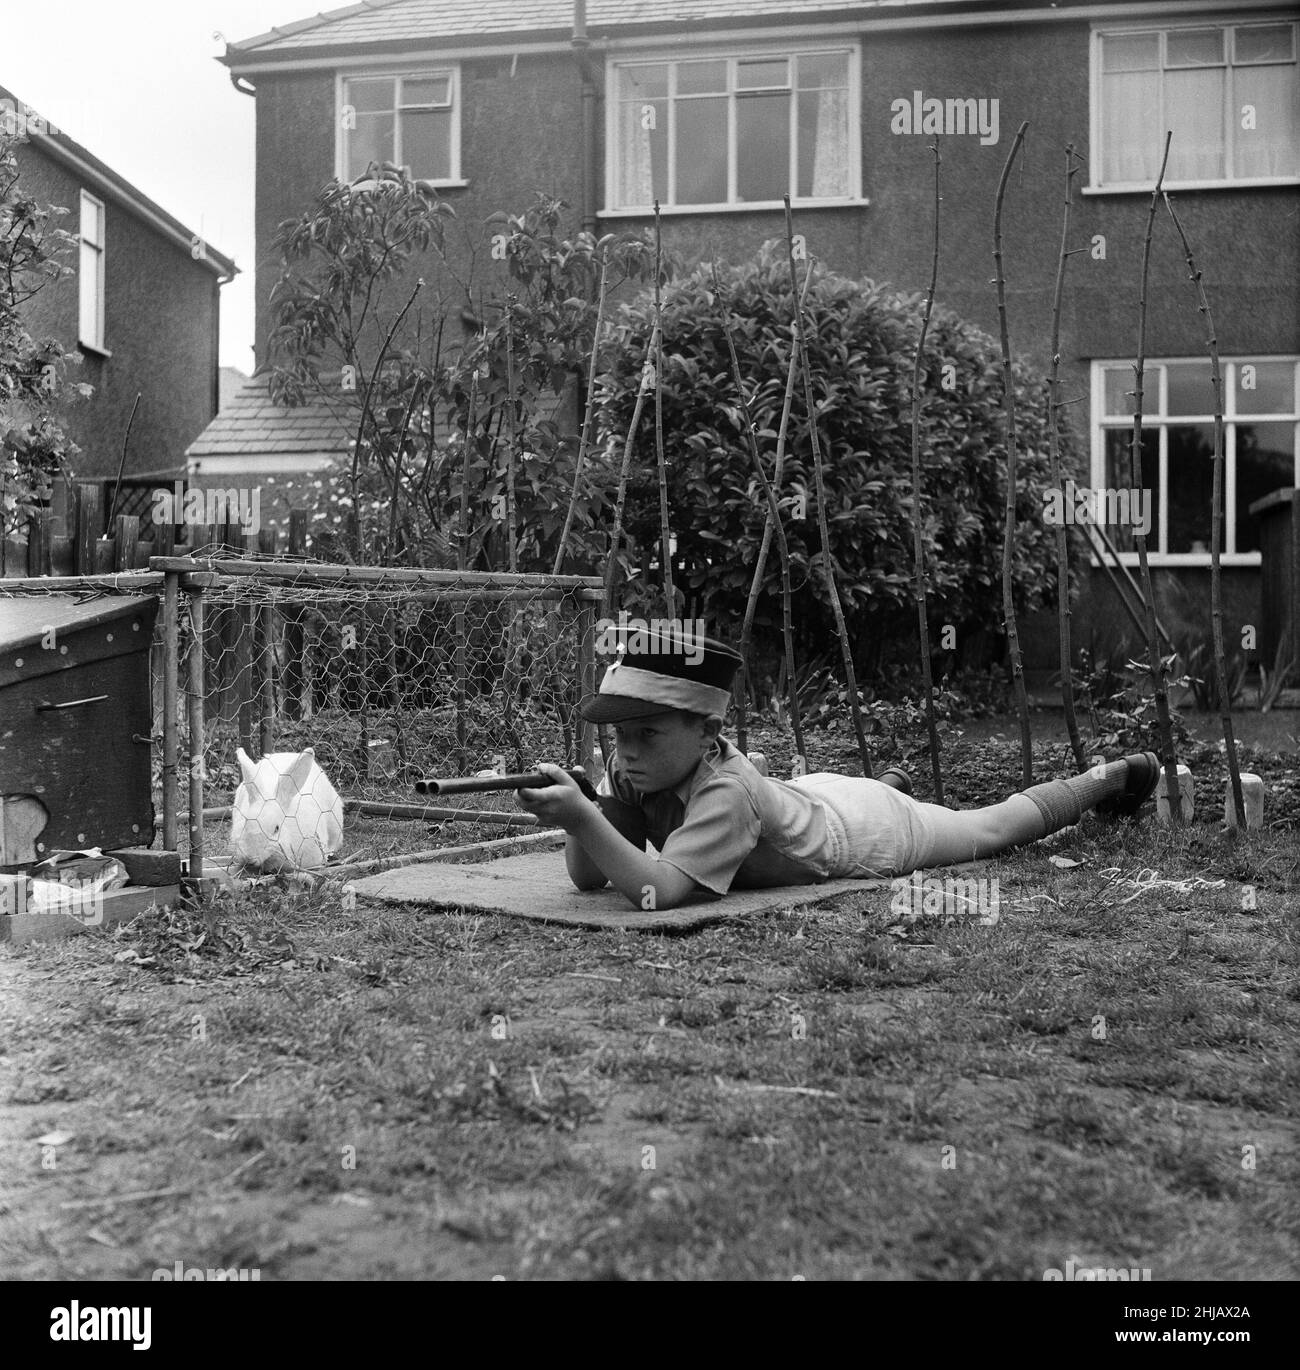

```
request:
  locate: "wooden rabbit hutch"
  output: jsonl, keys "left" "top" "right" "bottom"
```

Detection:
{"left": 0, "top": 592, "right": 180, "bottom": 943}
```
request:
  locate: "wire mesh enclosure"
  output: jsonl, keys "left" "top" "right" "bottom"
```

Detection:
{"left": 1, "top": 558, "right": 601, "bottom": 879}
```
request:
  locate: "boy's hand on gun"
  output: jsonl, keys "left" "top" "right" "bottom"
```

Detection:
{"left": 516, "top": 763, "right": 597, "bottom": 831}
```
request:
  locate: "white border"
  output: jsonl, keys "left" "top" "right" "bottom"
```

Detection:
{"left": 602, "top": 39, "right": 862, "bottom": 214}
{"left": 78, "top": 189, "right": 106, "bottom": 354}
{"left": 1088, "top": 14, "right": 1300, "bottom": 192}
{"left": 1088, "top": 356, "right": 1300, "bottom": 567}
{"left": 334, "top": 64, "right": 463, "bottom": 185}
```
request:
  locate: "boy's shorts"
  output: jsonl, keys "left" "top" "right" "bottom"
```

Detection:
{"left": 788, "top": 773, "right": 939, "bottom": 878}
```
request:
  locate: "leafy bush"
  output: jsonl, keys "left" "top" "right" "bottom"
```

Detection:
{"left": 1074, "top": 643, "right": 1193, "bottom": 752}
{"left": 593, "top": 240, "right": 1083, "bottom": 679}
{"left": 267, "top": 177, "right": 652, "bottom": 570}
{"left": 1, "top": 129, "right": 88, "bottom": 541}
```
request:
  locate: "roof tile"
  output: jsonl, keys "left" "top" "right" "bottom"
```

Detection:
{"left": 229, "top": 0, "right": 943, "bottom": 54}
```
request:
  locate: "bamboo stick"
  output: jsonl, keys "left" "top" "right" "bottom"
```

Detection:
{"left": 783, "top": 197, "right": 873, "bottom": 778}
{"left": 1049, "top": 145, "right": 1087, "bottom": 771}
{"left": 1089, "top": 519, "right": 1177, "bottom": 653}
{"left": 601, "top": 317, "right": 661, "bottom": 617}
{"left": 712, "top": 257, "right": 807, "bottom": 772}
{"left": 993, "top": 121, "right": 1033, "bottom": 787}
{"left": 553, "top": 246, "right": 610, "bottom": 577}
{"left": 910, "top": 139, "right": 945, "bottom": 802}
{"left": 652, "top": 202, "right": 676, "bottom": 615}
{"left": 1085, "top": 526, "right": 1160, "bottom": 645}
{"left": 1163, "top": 190, "right": 1245, "bottom": 828}
{"left": 1131, "top": 132, "right": 1183, "bottom": 821}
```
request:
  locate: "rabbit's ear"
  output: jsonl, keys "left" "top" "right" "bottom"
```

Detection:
{"left": 237, "top": 748, "right": 258, "bottom": 786}
{"left": 284, "top": 749, "right": 318, "bottom": 794}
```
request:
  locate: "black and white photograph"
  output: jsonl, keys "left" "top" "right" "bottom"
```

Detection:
{"left": 1, "top": 0, "right": 1296, "bottom": 1323}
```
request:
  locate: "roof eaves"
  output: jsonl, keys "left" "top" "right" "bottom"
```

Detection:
{"left": 0, "top": 83, "right": 239, "bottom": 279}
{"left": 227, "top": 0, "right": 411, "bottom": 55}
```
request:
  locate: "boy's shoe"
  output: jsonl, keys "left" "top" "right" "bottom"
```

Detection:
{"left": 877, "top": 766, "right": 913, "bottom": 796}
{"left": 1094, "top": 751, "right": 1161, "bottom": 819}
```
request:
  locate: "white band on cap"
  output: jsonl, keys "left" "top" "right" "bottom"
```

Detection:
{"left": 599, "top": 663, "right": 732, "bottom": 716}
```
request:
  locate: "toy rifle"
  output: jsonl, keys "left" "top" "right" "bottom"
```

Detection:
{"left": 414, "top": 767, "right": 599, "bottom": 800}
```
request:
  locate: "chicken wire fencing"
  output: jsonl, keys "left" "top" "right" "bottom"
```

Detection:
{"left": 2, "top": 560, "right": 602, "bottom": 881}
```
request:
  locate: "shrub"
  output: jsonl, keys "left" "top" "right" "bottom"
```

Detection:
{"left": 1, "top": 128, "right": 87, "bottom": 542}
{"left": 593, "top": 240, "right": 1083, "bottom": 680}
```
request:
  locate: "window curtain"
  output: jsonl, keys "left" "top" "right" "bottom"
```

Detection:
{"left": 1235, "top": 64, "right": 1300, "bottom": 176}
{"left": 1102, "top": 71, "right": 1161, "bottom": 183}
{"left": 618, "top": 101, "right": 655, "bottom": 207}
{"left": 810, "top": 86, "right": 849, "bottom": 196}
{"left": 1165, "top": 67, "right": 1226, "bottom": 180}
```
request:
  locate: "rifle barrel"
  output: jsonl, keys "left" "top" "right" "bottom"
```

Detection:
{"left": 415, "top": 771, "right": 551, "bottom": 796}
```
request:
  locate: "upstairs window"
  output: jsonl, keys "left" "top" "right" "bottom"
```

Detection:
{"left": 78, "top": 191, "right": 106, "bottom": 352}
{"left": 1094, "top": 20, "right": 1299, "bottom": 188}
{"left": 1093, "top": 357, "right": 1299, "bottom": 561}
{"left": 610, "top": 47, "right": 857, "bottom": 211}
{"left": 340, "top": 70, "right": 458, "bottom": 183}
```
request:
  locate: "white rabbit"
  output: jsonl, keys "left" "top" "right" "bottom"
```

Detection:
{"left": 229, "top": 747, "right": 344, "bottom": 873}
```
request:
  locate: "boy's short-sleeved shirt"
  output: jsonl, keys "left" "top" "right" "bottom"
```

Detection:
{"left": 596, "top": 737, "right": 841, "bottom": 894}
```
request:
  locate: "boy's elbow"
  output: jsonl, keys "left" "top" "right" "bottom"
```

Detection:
{"left": 620, "top": 865, "right": 700, "bottom": 912}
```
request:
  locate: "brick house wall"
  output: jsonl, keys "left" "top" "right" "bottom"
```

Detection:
{"left": 233, "top": 3, "right": 1299, "bottom": 668}
{"left": 10, "top": 121, "right": 236, "bottom": 482}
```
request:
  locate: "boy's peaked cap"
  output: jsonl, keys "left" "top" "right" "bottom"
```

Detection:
{"left": 578, "top": 626, "right": 742, "bottom": 723}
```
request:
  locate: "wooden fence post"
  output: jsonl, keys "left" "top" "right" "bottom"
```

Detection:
{"left": 258, "top": 525, "right": 277, "bottom": 755}
{"left": 76, "top": 483, "right": 101, "bottom": 574}
{"left": 114, "top": 515, "right": 141, "bottom": 570}
{"left": 283, "top": 509, "right": 307, "bottom": 721}
{"left": 162, "top": 570, "right": 180, "bottom": 851}
{"left": 26, "top": 509, "right": 51, "bottom": 576}
{"left": 577, "top": 598, "right": 596, "bottom": 778}
{"left": 187, "top": 585, "right": 206, "bottom": 880}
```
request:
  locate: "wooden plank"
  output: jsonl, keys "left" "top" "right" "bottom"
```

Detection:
{"left": 26, "top": 509, "right": 51, "bottom": 576}
{"left": 76, "top": 484, "right": 101, "bottom": 574}
{"left": 50, "top": 535, "right": 74, "bottom": 576}
{"left": 104, "top": 848, "right": 183, "bottom": 886}
{"left": 114, "top": 516, "right": 141, "bottom": 571}
{"left": 0, "top": 883, "right": 179, "bottom": 945}
{"left": 288, "top": 509, "right": 307, "bottom": 557}
{"left": 146, "top": 556, "right": 602, "bottom": 593}
{"left": 0, "top": 571, "right": 165, "bottom": 592}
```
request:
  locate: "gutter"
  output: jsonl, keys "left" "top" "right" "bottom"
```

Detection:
{"left": 571, "top": 0, "right": 598, "bottom": 237}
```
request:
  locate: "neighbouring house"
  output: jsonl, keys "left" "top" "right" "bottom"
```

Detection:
{"left": 1, "top": 84, "right": 238, "bottom": 493}
{"left": 219, "top": 366, "right": 251, "bottom": 410}
{"left": 215, "top": 0, "right": 1300, "bottom": 669}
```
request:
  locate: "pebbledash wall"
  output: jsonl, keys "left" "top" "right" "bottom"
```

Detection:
{"left": 242, "top": 8, "right": 1299, "bottom": 665}
{"left": 11, "top": 127, "right": 235, "bottom": 481}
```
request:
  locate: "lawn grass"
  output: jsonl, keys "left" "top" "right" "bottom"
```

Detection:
{"left": 1, "top": 733, "right": 1297, "bottom": 1281}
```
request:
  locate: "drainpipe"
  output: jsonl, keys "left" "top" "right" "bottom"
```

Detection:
{"left": 571, "top": 0, "right": 597, "bottom": 235}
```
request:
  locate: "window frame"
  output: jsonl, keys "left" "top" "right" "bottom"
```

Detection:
{"left": 78, "top": 190, "right": 107, "bottom": 355}
{"left": 602, "top": 41, "right": 864, "bottom": 215}
{"left": 1088, "top": 16, "right": 1300, "bottom": 193}
{"left": 334, "top": 65, "right": 465, "bottom": 187}
{"left": 1089, "top": 356, "right": 1300, "bottom": 567}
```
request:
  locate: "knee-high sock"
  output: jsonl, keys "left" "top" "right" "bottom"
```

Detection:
{"left": 1022, "top": 758, "right": 1131, "bottom": 836}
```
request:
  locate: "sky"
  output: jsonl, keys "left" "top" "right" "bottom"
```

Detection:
{"left": 3, "top": 0, "right": 308, "bottom": 373}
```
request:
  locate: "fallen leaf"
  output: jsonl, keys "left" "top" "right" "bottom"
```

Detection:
{"left": 35, "top": 1130, "right": 74, "bottom": 1147}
